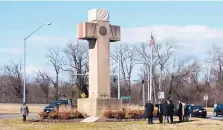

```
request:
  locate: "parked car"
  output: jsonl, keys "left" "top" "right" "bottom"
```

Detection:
{"left": 213, "top": 104, "right": 223, "bottom": 117}
{"left": 189, "top": 105, "right": 207, "bottom": 118}
{"left": 44, "top": 99, "right": 70, "bottom": 113}
{"left": 186, "top": 104, "right": 194, "bottom": 114}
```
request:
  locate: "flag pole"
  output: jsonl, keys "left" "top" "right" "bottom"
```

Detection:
{"left": 149, "top": 32, "right": 154, "bottom": 101}
{"left": 149, "top": 42, "right": 153, "bottom": 101}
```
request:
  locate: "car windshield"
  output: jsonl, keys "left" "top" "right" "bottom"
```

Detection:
{"left": 192, "top": 106, "right": 203, "bottom": 110}
{"left": 217, "top": 104, "right": 223, "bottom": 108}
{"left": 48, "top": 103, "right": 56, "bottom": 107}
{"left": 50, "top": 100, "right": 67, "bottom": 105}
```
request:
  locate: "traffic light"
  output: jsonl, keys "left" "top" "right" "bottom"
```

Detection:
{"left": 113, "top": 78, "right": 116, "bottom": 82}
{"left": 142, "top": 80, "right": 145, "bottom": 84}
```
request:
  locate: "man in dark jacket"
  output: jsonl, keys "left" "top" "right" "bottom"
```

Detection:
{"left": 145, "top": 100, "right": 154, "bottom": 124}
{"left": 177, "top": 100, "right": 183, "bottom": 122}
{"left": 167, "top": 100, "right": 175, "bottom": 123}
{"left": 156, "top": 100, "right": 163, "bottom": 123}
{"left": 162, "top": 100, "right": 168, "bottom": 124}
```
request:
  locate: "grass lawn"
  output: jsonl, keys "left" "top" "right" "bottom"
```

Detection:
{"left": 0, "top": 117, "right": 222, "bottom": 130}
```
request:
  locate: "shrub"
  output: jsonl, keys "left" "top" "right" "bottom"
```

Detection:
{"left": 39, "top": 111, "right": 48, "bottom": 119}
{"left": 58, "top": 112, "right": 71, "bottom": 120}
{"left": 113, "top": 111, "right": 125, "bottom": 119}
{"left": 59, "top": 104, "right": 73, "bottom": 112}
{"left": 48, "top": 110, "right": 59, "bottom": 119}
{"left": 126, "top": 110, "right": 143, "bottom": 119}
{"left": 103, "top": 110, "right": 115, "bottom": 118}
{"left": 70, "top": 110, "right": 84, "bottom": 119}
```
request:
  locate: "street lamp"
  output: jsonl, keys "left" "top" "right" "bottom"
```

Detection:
{"left": 23, "top": 23, "right": 51, "bottom": 103}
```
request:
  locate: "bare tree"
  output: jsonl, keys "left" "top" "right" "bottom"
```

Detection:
{"left": 63, "top": 41, "right": 89, "bottom": 97}
{"left": 1, "top": 61, "right": 24, "bottom": 102}
{"left": 35, "top": 70, "right": 51, "bottom": 103}
{"left": 205, "top": 44, "right": 223, "bottom": 103}
{"left": 111, "top": 44, "right": 137, "bottom": 95}
{"left": 134, "top": 43, "right": 159, "bottom": 102}
{"left": 154, "top": 40, "right": 175, "bottom": 91}
{"left": 45, "top": 47, "right": 63, "bottom": 100}
{"left": 165, "top": 57, "right": 200, "bottom": 102}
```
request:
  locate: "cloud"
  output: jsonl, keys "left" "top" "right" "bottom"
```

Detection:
{"left": 122, "top": 25, "right": 223, "bottom": 42}
{"left": 122, "top": 25, "right": 223, "bottom": 58}
{"left": 26, "top": 64, "right": 42, "bottom": 74}
{"left": 0, "top": 48, "right": 22, "bottom": 54}
{"left": 23, "top": 25, "right": 223, "bottom": 60}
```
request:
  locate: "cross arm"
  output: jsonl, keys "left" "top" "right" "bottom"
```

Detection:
{"left": 110, "top": 25, "right": 120, "bottom": 42}
{"left": 77, "top": 22, "right": 97, "bottom": 40}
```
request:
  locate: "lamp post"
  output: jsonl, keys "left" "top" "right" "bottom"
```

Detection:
{"left": 23, "top": 23, "right": 51, "bottom": 103}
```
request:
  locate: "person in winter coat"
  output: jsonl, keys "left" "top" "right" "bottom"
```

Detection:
{"left": 177, "top": 100, "right": 183, "bottom": 122}
{"left": 145, "top": 100, "right": 154, "bottom": 124}
{"left": 167, "top": 100, "right": 175, "bottom": 123}
{"left": 162, "top": 100, "right": 168, "bottom": 124}
{"left": 184, "top": 102, "right": 189, "bottom": 122}
{"left": 156, "top": 100, "right": 163, "bottom": 124}
{"left": 21, "top": 102, "right": 29, "bottom": 122}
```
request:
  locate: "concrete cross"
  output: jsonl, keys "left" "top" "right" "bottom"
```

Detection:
{"left": 77, "top": 8, "right": 120, "bottom": 99}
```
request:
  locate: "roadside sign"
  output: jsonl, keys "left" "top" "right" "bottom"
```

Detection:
{"left": 158, "top": 92, "right": 165, "bottom": 99}
{"left": 121, "top": 96, "right": 131, "bottom": 99}
{"left": 81, "top": 93, "right": 86, "bottom": 98}
{"left": 204, "top": 95, "right": 208, "bottom": 110}
{"left": 204, "top": 95, "right": 208, "bottom": 100}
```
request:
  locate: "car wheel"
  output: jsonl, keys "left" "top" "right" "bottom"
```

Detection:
{"left": 214, "top": 112, "right": 217, "bottom": 117}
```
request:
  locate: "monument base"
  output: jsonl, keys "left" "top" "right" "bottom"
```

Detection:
{"left": 77, "top": 98, "right": 122, "bottom": 116}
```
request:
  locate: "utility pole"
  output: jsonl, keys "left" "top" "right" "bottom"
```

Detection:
{"left": 142, "top": 80, "right": 145, "bottom": 106}
{"left": 118, "top": 55, "right": 120, "bottom": 99}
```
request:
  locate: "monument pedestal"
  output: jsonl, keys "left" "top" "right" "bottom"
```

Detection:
{"left": 77, "top": 98, "right": 122, "bottom": 116}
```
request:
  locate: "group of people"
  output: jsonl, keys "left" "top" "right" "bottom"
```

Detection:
{"left": 144, "top": 99, "right": 189, "bottom": 124}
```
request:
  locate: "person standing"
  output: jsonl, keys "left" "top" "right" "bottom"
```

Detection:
{"left": 21, "top": 102, "right": 29, "bottom": 123}
{"left": 177, "top": 100, "right": 183, "bottom": 122}
{"left": 167, "top": 100, "right": 175, "bottom": 124}
{"left": 214, "top": 103, "right": 217, "bottom": 109}
{"left": 156, "top": 100, "right": 163, "bottom": 124}
{"left": 162, "top": 100, "right": 168, "bottom": 124}
{"left": 184, "top": 102, "right": 189, "bottom": 122}
{"left": 182, "top": 101, "right": 185, "bottom": 122}
{"left": 145, "top": 100, "right": 154, "bottom": 124}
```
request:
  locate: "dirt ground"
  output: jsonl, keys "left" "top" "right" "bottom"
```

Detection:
{"left": 0, "top": 103, "right": 214, "bottom": 114}
{"left": 0, "top": 104, "right": 47, "bottom": 114}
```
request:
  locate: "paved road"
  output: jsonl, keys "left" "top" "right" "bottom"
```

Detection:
{"left": 0, "top": 113, "right": 39, "bottom": 119}
{"left": 207, "top": 113, "right": 223, "bottom": 120}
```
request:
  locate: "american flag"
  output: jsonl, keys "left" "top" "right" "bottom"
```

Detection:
{"left": 150, "top": 33, "right": 155, "bottom": 47}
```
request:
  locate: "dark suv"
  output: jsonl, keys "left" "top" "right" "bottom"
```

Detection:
{"left": 44, "top": 99, "right": 70, "bottom": 113}
{"left": 189, "top": 105, "right": 207, "bottom": 118}
{"left": 213, "top": 104, "right": 223, "bottom": 117}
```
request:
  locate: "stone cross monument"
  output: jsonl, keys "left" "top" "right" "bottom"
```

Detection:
{"left": 77, "top": 8, "right": 122, "bottom": 116}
